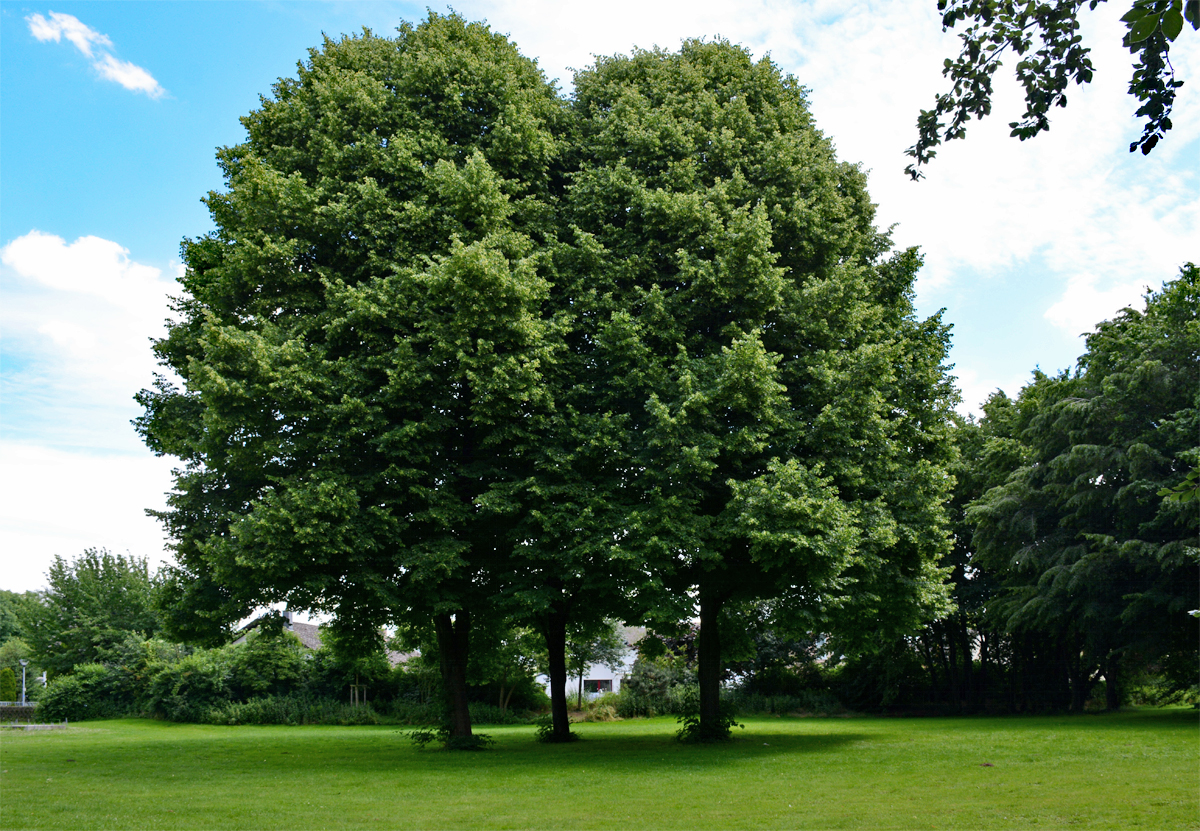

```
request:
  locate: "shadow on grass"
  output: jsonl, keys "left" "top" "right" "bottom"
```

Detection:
{"left": 11, "top": 718, "right": 872, "bottom": 778}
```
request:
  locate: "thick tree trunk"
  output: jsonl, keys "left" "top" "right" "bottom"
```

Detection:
{"left": 434, "top": 610, "right": 473, "bottom": 738}
{"left": 697, "top": 586, "right": 726, "bottom": 740}
{"left": 542, "top": 603, "right": 573, "bottom": 742}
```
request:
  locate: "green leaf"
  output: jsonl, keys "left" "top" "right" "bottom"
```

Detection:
{"left": 1185, "top": 0, "right": 1199, "bottom": 28}
{"left": 1120, "top": 7, "right": 1150, "bottom": 22}
{"left": 1161, "top": 7, "right": 1184, "bottom": 37}
{"left": 1129, "top": 13, "right": 1161, "bottom": 41}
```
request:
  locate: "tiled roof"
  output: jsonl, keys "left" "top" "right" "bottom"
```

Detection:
{"left": 289, "top": 621, "right": 322, "bottom": 651}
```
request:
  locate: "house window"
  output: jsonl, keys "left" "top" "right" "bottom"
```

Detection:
{"left": 584, "top": 679, "right": 612, "bottom": 693}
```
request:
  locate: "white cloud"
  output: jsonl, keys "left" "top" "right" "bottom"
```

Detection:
{"left": 1, "top": 232, "right": 181, "bottom": 591}
{"left": 2, "top": 230, "right": 170, "bottom": 318}
{"left": 1, "top": 231, "right": 177, "bottom": 453}
{"left": 26, "top": 10, "right": 165, "bottom": 98}
{"left": 0, "top": 442, "right": 177, "bottom": 593}
{"left": 1043, "top": 274, "right": 1150, "bottom": 336}
{"left": 94, "top": 53, "right": 166, "bottom": 99}
{"left": 26, "top": 11, "right": 111, "bottom": 57}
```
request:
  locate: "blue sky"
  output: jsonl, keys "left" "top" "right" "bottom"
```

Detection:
{"left": 2, "top": 0, "right": 1197, "bottom": 593}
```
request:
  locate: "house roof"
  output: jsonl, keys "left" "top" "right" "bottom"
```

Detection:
{"left": 289, "top": 621, "right": 322, "bottom": 651}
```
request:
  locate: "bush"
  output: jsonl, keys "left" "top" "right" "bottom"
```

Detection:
{"left": 387, "top": 699, "right": 441, "bottom": 724}
{"left": 833, "top": 645, "right": 930, "bottom": 711}
{"left": 468, "top": 702, "right": 522, "bottom": 725}
{"left": 202, "top": 694, "right": 381, "bottom": 726}
{"left": 730, "top": 688, "right": 845, "bottom": 715}
{"left": 227, "top": 630, "right": 308, "bottom": 699}
{"left": 144, "top": 649, "right": 233, "bottom": 721}
{"left": 37, "top": 663, "right": 135, "bottom": 721}
{"left": 0, "top": 667, "right": 16, "bottom": 702}
{"left": 579, "top": 692, "right": 621, "bottom": 722}
{"left": 675, "top": 700, "right": 744, "bottom": 743}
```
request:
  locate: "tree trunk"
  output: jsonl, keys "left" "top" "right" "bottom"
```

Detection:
{"left": 958, "top": 618, "right": 973, "bottom": 710}
{"left": 434, "top": 610, "right": 473, "bottom": 738}
{"left": 978, "top": 630, "right": 990, "bottom": 710}
{"left": 1104, "top": 657, "right": 1121, "bottom": 711}
{"left": 919, "top": 631, "right": 940, "bottom": 702}
{"left": 542, "top": 603, "right": 573, "bottom": 742}
{"left": 697, "top": 585, "right": 726, "bottom": 740}
{"left": 498, "top": 666, "right": 508, "bottom": 714}
{"left": 946, "top": 621, "right": 961, "bottom": 710}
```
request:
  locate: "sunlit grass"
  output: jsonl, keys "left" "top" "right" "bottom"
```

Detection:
{"left": 1, "top": 709, "right": 1195, "bottom": 829}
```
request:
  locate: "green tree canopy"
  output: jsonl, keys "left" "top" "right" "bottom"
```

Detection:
{"left": 968, "top": 265, "right": 1199, "bottom": 706}
{"left": 564, "top": 40, "right": 958, "bottom": 738}
{"left": 22, "top": 549, "right": 162, "bottom": 677}
{"left": 139, "top": 17, "right": 961, "bottom": 744}
{"left": 136, "top": 12, "right": 569, "bottom": 739}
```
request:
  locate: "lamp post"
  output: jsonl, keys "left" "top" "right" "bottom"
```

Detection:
{"left": 19, "top": 659, "right": 28, "bottom": 705}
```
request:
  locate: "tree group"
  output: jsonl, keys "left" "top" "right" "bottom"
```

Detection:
{"left": 135, "top": 11, "right": 960, "bottom": 743}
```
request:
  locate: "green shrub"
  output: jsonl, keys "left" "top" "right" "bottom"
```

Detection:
{"left": 144, "top": 649, "right": 233, "bottom": 721}
{"left": 0, "top": 667, "right": 17, "bottom": 701}
{"left": 201, "top": 694, "right": 381, "bottom": 726}
{"left": 387, "top": 699, "right": 441, "bottom": 724}
{"left": 675, "top": 700, "right": 744, "bottom": 743}
{"left": 228, "top": 630, "right": 308, "bottom": 699}
{"left": 37, "top": 664, "right": 134, "bottom": 721}
{"left": 407, "top": 725, "right": 496, "bottom": 751}
{"left": 468, "top": 702, "right": 522, "bottom": 725}
{"left": 730, "top": 689, "right": 844, "bottom": 715}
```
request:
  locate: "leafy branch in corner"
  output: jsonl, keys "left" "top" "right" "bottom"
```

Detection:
{"left": 906, "top": 0, "right": 1199, "bottom": 179}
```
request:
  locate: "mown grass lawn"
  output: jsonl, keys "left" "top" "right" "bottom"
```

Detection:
{"left": 1, "top": 709, "right": 1195, "bottom": 829}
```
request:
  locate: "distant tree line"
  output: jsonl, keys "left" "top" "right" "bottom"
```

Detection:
{"left": 844, "top": 267, "right": 1197, "bottom": 713}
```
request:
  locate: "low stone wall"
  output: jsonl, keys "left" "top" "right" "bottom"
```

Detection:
{"left": 1, "top": 703, "right": 39, "bottom": 722}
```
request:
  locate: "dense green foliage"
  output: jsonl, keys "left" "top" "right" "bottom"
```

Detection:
{"left": 907, "top": 0, "right": 1199, "bottom": 178}
{"left": 135, "top": 12, "right": 570, "bottom": 738}
{"left": 847, "top": 267, "right": 1198, "bottom": 712}
{"left": 135, "top": 12, "right": 958, "bottom": 744}
{"left": 20, "top": 549, "right": 162, "bottom": 677}
{"left": 562, "top": 40, "right": 957, "bottom": 737}
{"left": 31, "top": 620, "right": 549, "bottom": 726}
{"left": 0, "top": 666, "right": 17, "bottom": 701}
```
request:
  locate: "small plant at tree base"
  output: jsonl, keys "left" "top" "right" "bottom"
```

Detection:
{"left": 406, "top": 725, "right": 495, "bottom": 751}
{"left": 533, "top": 714, "right": 578, "bottom": 743}
{"left": 676, "top": 702, "right": 744, "bottom": 743}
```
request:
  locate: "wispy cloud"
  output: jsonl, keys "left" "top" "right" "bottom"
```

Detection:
{"left": 26, "top": 11, "right": 165, "bottom": 98}
{"left": 26, "top": 9, "right": 111, "bottom": 57}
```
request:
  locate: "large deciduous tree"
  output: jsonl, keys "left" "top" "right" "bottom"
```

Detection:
{"left": 564, "top": 41, "right": 958, "bottom": 739}
{"left": 136, "top": 13, "right": 568, "bottom": 740}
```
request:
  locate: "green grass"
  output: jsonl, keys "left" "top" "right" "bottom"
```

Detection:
{"left": 1, "top": 710, "right": 1196, "bottom": 829}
